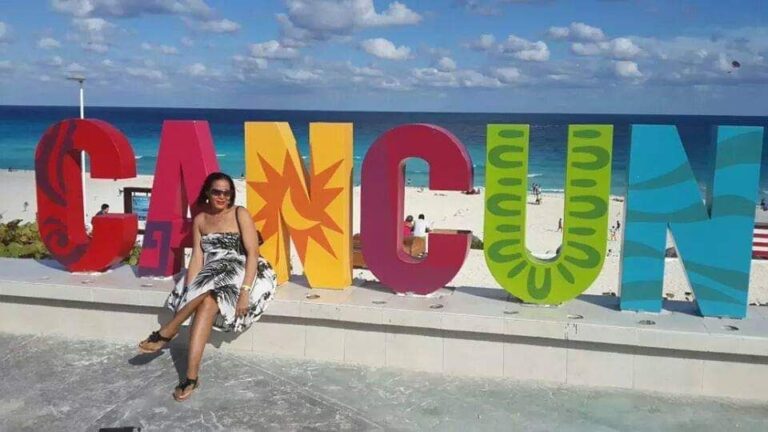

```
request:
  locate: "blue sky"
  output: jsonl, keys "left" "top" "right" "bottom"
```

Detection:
{"left": 1, "top": 0, "right": 767, "bottom": 114}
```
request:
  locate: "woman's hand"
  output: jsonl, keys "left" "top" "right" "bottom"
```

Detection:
{"left": 236, "top": 290, "right": 250, "bottom": 318}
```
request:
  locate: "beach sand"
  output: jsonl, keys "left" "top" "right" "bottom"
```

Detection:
{"left": 3, "top": 169, "right": 767, "bottom": 305}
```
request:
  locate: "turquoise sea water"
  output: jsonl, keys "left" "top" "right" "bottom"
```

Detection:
{"left": 2, "top": 105, "right": 767, "bottom": 196}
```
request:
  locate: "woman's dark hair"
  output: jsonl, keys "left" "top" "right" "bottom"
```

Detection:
{"left": 196, "top": 172, "right": 236, "bottom": 208}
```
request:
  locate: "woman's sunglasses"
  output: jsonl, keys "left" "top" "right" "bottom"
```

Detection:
{"left": 209, "top": 188, "right": 233, "bottom": 198}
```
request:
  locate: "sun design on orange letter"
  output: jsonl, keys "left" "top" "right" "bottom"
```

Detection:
{"left": 248, "top": 153, "right": 344, "bottom": 260}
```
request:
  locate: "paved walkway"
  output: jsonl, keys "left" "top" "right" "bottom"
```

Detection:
{"left": 0, "top": 332, "right": 766, "bottom": 431}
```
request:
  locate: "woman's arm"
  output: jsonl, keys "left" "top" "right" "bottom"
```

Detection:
{"left": 237, "top": 206, "right": 260, "bottom": 288}
{"left": 184, "top": 215, "right": 205, "bottom": 287}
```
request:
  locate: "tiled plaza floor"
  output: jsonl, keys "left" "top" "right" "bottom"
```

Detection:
{"left": 0, "top": 333, "right": 766, "bottom": 431}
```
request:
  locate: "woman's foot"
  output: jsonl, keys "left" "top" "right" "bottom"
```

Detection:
{"left": 173, "top": 377, "right": 199, "bottom": 402}
{"left": 138, "top": 330, "right": 173, "bottom": 353}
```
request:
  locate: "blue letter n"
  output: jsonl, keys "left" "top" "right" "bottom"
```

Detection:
{"left": 620, "top": 125, "right": 763, "bottom": 318}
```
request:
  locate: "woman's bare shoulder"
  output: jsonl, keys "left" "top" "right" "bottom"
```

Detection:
{"left": 192, "top": 212, "right": 207, "bottom": 227}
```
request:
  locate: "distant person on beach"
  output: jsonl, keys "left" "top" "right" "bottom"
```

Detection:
{"left": 413, "top": 214, "right": 430, "bottom": 238}
{"left": 762, "top": 198, "right": 767, "bottom": 211}
{"left": 138, "top": 172, "right": 277, "bottom": 402}
{"left": 403, "top": 215, "right": 414, "bottom": 238}
{"left": 95, "top": 204, "right": 109, "bottom": 216}
{"left": 412, "top": 214, "right": 430, "bottom": 258}
{"left": 23, "top": 202, "right": 28, "bottom": 212}
{"left": 557, "top": 218, "right": 562, "bottom": 232}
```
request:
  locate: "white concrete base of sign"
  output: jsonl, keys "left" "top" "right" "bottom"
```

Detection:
{"left": 1, "top": 258, "right": 767, "bottom": 401}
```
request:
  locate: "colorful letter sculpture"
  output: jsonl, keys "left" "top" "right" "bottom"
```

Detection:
{"left": 138, "top": 121, "right": 220, "bottom": 276}
{"left": 361, "top": 124, "right": 473, "bottom": 295}
{"left": 245, "top": 122, "right": 353, "bottom": 288}
{"left": 484, "top": 124, "right": 613, "bottom": 304}
{"left": 34, "top": 119, "right": 138, "bottom": 272}
{"left": 620, "top": 125, "right": 764, "bottom": 318}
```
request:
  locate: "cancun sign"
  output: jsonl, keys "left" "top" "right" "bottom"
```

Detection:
{"left": 34, "top": 119, "right": 764, "bottom": 319}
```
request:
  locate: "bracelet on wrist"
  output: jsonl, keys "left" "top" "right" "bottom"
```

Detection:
{"left": 240, "top": 284, "right": 252, "bottom": 293}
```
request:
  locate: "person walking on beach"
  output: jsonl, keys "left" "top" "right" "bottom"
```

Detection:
{"left": 556, "top": 218, "right": 562, "bottom": 232}
{"left": 412, "top": 214, "right": 430, "bottom": 257}
{"left": 761, "top": 198, "right": 767, "bottom": 211}
{"left": 138, "top": 172, "right": 277, "bottom": 402}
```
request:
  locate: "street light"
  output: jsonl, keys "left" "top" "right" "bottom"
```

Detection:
{"left": 66, "top": 75, "right": 87, "bottom": 224}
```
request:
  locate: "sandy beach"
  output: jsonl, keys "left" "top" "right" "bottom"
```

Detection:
{"left": 3, "top": 169, "right": 767, "bottom": 305}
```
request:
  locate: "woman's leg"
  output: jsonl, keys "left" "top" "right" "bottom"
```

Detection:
{"left": 184, "top": 292, "right": 219, "bottom": 380}
{"left": 157, "top": 293, "right": 210, "bottom": 338}
{"left": 139, "top": 292, "right": 210, "bottom": 352}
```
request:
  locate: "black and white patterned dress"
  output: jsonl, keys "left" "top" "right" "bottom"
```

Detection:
{"left": 166, "top": 232, "right": 277, "bottom": 332}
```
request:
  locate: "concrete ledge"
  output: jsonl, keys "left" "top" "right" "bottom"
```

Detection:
{"left": 1, "top": 258, "right": 768, "bottom": 400}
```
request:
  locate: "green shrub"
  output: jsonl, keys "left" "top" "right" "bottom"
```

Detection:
{"left": 471, "top": 235, "right": 484, "bottom": 250}
{"left": 0, "top": 220, "right": 140, "bottom": 264}
{"left": 0, "top": 220, "right": 51, "bottom": 259}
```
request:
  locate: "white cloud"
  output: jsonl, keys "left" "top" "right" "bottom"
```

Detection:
{"left": 73, "top": 16, "right": 111, "bottom": 37}
{"left": 0, "top": 60, "right": 12, "bottom": 72}
{"left": 572, "top": 37, "right": 642, "bottom": 60}
{"left": 361, "top": 38, "right": 411, "bottom": 60}
{"left": 187, "top": 63, "right": 206, "bottom": 76}
{"left": 158, "top": 45, "right": 178, "bottom": 55}
{"left": 143, "top": 42, "right": 179, "bottom": 54}
{"left": 49, "top": 56, "right": 64, "bottom": 66}
{"left": 249, "top": 40, "right": 299, "bottom": 59}
{"left": 233, "top": 54, "right": 268, "bottom": 70}
{"left": 499, "top": 35, "right": 550, "bottom": 61}
{"left": 435, "top": 56, "right": 457, "bottom": 72}
{"left": 51, "top": 0, "right": 213, "bottom": 19}
{"left": 280, "top": 0, "right": 421, "bottom": 42}
{"left": 493, "top": 67, "right": 523, "bottom": 83}
{"left": 66, "top": 62, "right": 86, "bottom": 74}
{"left": 460, "top": 70, "right": 502, "bottom": 88}
{"left": 548, "top": 22, "right": 605, "bottom": 42}
{"left": 84, "top": 42, "right": 109, "bottom": 52}
{"left": 570, "top": 22, "right": 605, "bottom": 42}
{"left": 465, "top": 34, "right": 496, "bottom": 51}
{"left": 181, "top": 36, "right": 194, "bottom": 47}
{"left": 282, "top": 68, "right": 321, "bottom": 82}
{"left": 191, "top": 18, "right": 240, "bottom": 33}
{"left": 615, "top": 60, "right": 642, "bottom": 78}
{"left": 411, "top": 67, "right": 505, "bottom": 89}
{"left": 547, "top": 26, "right": 569, "bottom": 39}
{"left": 71, "top": 17, "right": 113, "bottom": 51}
{"left": 38, "top": 37, "right": 62, "bottom": 49}
{"left": 348, "top": 63, "right": 384, "bottom": 76}
{"left": 185, "top": 62, "right": 221, "bottom": 78}
{"left": 125, "top": 67, "right": 165, "bottom": 80}
{"left": 468, "top": 33, "right": 549, "bottom": 61}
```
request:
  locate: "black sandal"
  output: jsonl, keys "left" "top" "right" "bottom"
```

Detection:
{"left": 138, "top": 330, "right": 172, "bottom": 354}
{"left": 173, "top": 377, "right": 199, "bottom": 401}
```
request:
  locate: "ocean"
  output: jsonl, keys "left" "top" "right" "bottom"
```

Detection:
{"left": 1, "top": 105, "right": 767, "bottom": 196}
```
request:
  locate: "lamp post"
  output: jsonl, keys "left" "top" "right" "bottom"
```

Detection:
{"left": 66, "top": 76, "right": 87, "bottom": 223}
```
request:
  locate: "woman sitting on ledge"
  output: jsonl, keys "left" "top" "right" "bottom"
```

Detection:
{"left": 138, "top": 172, "right": 277, "bottom": 401}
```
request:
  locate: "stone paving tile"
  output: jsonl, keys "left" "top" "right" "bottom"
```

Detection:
{"left": 0, "top": 332, "right": 767, "bottom": 432}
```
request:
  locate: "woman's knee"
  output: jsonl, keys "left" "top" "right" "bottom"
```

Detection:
{"left": 198, "top": 293, "right": 218, "bottom": 314}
